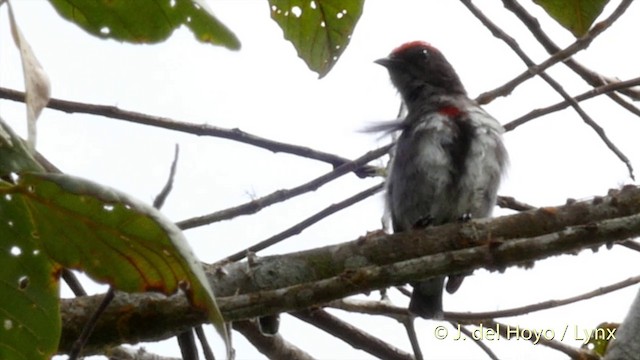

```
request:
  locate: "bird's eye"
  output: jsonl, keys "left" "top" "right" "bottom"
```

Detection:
{"left": 420, "top": 49, "right": 429, "bottom": 60}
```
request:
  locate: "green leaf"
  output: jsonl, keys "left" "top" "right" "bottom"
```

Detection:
{"left": 8, "top": 172, "right": 229, "bottom": 350}
{"left": 269, "top": 0, "right": 364, "bottom": 78}
{"left": 0, "top": 117, "right": 45, "bottom": 176}
{"left": 0, "top": 120, "right": 57, "bottom": 359}
{"left": 47, "top": 0, "right": 240, "bottom": 49}
{"left": 534, "top": 0, "right": 610, "bottom": 37}
{"left": 0, "top": 179, "right": 61, "bottom": 360}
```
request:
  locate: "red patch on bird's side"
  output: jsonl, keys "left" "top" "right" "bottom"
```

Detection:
{"left": 392, "top": 40, "right": 433, "bottom": 55}
{"left": 438, "top": 106, "right": 462, "bottom": 117}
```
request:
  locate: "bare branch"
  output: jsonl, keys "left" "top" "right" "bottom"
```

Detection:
{"left": 620, "top": 240, "right": 640, "bottom": 253}
{"left": 292, "top": 308, "right": 414, "bottom": 360}
{"left": 469, "top": 320, "right": 598, "bottom": 360}
{"left": 501, "top": 0, "right": 640, "bottom": 104}
{"left": 105, "top": 346, "right": 181, "bottom": 360}
{"left": 177, "top": 145, "right": 391, "bottom": 230}
{"left": 395, "top": 286, "right": 412, "bottom": 298}
{"left": 153, "top": 144, "right": 179, "bottom": 210}
{"left": 57, "top": 185, "right": 640, "bottom": 354}
{"left": 223, "top": 183, "right": 384, "bottom": 262}
{"left": 471, "top": 0, "right": 634, "bottom": 104}
{"left": 452, "top": 322, "right": 500, "bottom": 360}
{"left": 461, "top": 0, "right": 635, "bottom": 179}
{"left": 195, "top": 326, "right": 216, "bottom": 360}
{"left": 605, "top": 91, "right": 640, "bottom": 118}
{"left": 70, "top": 289, "right": 115, "bottom": 359}
{"left": 496, "top": 195, "right": 536, "bottom": 211}
{"left": 232, "top": 320, "right": 314, "bottom": 360}
{"left": 330, "top": 273, "right": 640, "bottom": 323}
{"left": 450, "top": 274, "right": 640, "bottom": 320}
{"left": 505, "top": 77, "right": 640, "bottom": 132}
{"left": 536, "top": 77, "right": 635, "bottom": 179}
{"left": 327, "top": 298, "right": 410, "bottom": 321}
{"left": 0, "top": 87, "right": 379, "bottom": 178}
{"left": 62, "top": 269, "right": 87, "bottom": 297}
{"left": 176, "top": 330, "right": 198, "bottom": 360}
{"left": 403, "top": 319, "right": 423, "bottom": 360}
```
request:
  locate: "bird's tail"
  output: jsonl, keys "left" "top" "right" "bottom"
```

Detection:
{"left": 409, "top": 276, "right": 445, "bottom": 319}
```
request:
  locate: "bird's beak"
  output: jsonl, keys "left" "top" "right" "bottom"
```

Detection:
{"left": 374, "top": 57, "right": 399, "bottom": 68}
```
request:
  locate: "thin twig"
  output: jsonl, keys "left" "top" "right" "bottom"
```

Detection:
{"left": 177, "top": 330, "right": 199, "bottom": 360}
{"left": 541, "top": 78, "right": 635, "bottom": 179}
{"left": 154, "top": 144, "right": 180, "bottom": 209}
{"left": 327, "top": 299, "right": 409, "bottom": 320}
{"left": 155, "top": 146, "right": 198, "bottom": 360}
{"left": 472, "top": 320, "right": 598, "bottom": 360}
{"left": 223, "top": 183, "right": 384, "bottom": 262}
{"left": 462, "top": 0, "right": 635, "bottom": 179}
{"left": 505, "top": 77, "right": 640, "bottom": 131}
{"left": 232, "top": 320, "right": 314, "bottom": 360}
{"left": 501, "top": 0, "right": 640, "bottom": 104}
{"left": 195, "top": 326, "right": 216, "bottom": 360}
{"left": 449, "top": 274, "right": 640, "bottom": 320}
{"left": 330, "top": 274, "right": 640, "bottom": 321}
{"left": 62, "top": 269, "right": 87, "bottom": 297}
{"left": 69, "top": 288, "right": 116, "bottom": 359}
{"left": 496, "top": 195, "right": 536, "bottom": 211}
{"left": 403, "top": 319, "right": 423, "bottom": 360}
{"left": 604, "top": 90, "right": 640, "bottom": 117}
{"left": 105, "top": 346, "right": 182, "bottom": 360}
{"left": 473, "top": 0, "right": 634, "bottom": 104}
{"left": 620, "top": 240, "right": 640, "bottom": 252}
{"left": 0, "top": 86, "right": 379, "bottom": 178}
{"left": 293, "top": 309, "right": 415, "bottom": 360}
{"left": 395, "top": 286, "right": 412, "bottom": 298}
{"left": 177, "top": 144, "right": 392, "bottom": 230}
{"left": 451, "top": 322, "right": 500, "bottom": 360}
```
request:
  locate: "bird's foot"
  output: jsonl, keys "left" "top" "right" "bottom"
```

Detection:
{"left": 413, "top": 215, "right": 434, "bottom": 229}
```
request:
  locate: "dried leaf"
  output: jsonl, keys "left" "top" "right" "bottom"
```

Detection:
{"left": 7, "top": 1, "right": 51, "bottom": 152}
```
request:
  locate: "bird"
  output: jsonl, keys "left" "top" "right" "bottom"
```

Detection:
{"left": 375, "top": 41, "right": 508, "bottom": 318}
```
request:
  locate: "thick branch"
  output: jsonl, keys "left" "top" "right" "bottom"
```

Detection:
{"left": 58, "top": 185, "right": 640, "bottom": 354}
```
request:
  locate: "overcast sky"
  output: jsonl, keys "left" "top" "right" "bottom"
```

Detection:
{"left": 2, "top": 1, "right": 640, "bottom": 359}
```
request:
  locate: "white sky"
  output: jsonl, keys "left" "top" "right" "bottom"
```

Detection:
{"left": 2, "top": 1, "right": 640, "bottom": 359}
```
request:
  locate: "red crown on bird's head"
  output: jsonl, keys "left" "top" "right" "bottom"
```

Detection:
{"left": 390, "top": 41, "right": 436, "bottom": 56}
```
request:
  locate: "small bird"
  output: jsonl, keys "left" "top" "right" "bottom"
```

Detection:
{"left": 375, "top": 41, "right": 508, "bottom": 319}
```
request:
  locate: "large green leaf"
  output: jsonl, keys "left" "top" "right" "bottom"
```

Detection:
{"left": 269, "top": 0, "right": 364, "bottom": 78}
{"left": 0, "top": 118, "right": 229, "bottom": 356}
{"left": 47, "top": 0, "right": 240, "bottom": 49}
{"left": 5, "top": 172, "right": 229, "bottom": 349}
{"left": 0, "top": 180, "right": 61, "bottom": 360}
{"left": 534, "top": 0, "right": 610, "bottom": 37}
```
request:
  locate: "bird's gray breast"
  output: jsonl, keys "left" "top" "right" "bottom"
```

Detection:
{"left": 387, "top": 111, "right": 506, "bottom": 232}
